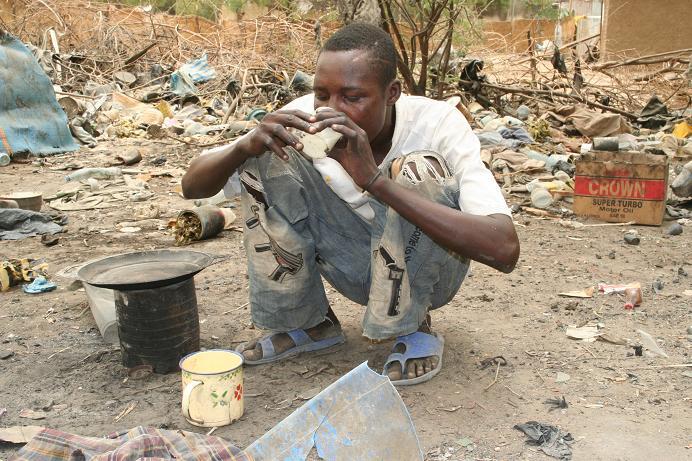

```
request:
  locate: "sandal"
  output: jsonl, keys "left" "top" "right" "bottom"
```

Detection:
{"left": 236, "top": 328, "right": 345, "bottom": 365}
{"left": 382, "top": 331, "right": 444, "bottom": 386}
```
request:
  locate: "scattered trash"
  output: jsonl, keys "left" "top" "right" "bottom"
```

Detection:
{"left": 170, "top": 54, "right": 217, "bottom": 96}
{"left": 22, "top": 277, "right": 57, "bottom": 294}
{"left": 623, "top": 285, "right": 643, "bottom": 309}
{"left": 598, "top": 282, "right": 642, "bottom": 309}
{"left": 243, "top": 362, "right": 424, "bottom": 460}
{"left": 40, "top": 234, "right": 60, "bottom": 247}
{"left": 114, "top": 149, "right": 143, "bottom": 166}
{"left": 623, "top": 230, "right": 640, "bottom": 245}
{"left": 530, "top": 187, "right": 555, "bottom": 209}
{"left": 171, "top": 205, "right": 236, "bottom": 245}
{"left": 514, "top": 421, "right": 573, "bottom": 460}
{"left": 637, "top": 329, "right": 668, "bottom": 358}
{"left": 559, "top": 287, "right": 594, "bottom": 298}
{"left": 65, "top": 167, "right": 122, "bottom": 182}
{"left": 0, "top": 208, "right": 64, "bottom": 240}
{"left": 598, "top": 282, "right": 640, "bottom": 295}
{"left": 1, "top": 259, "right": 49, "bottom": 292}
{"left": 544, "top": 396, "right": 568, "bottom": 410}
{"left": 0, "top": 192, "right": 43, "bottom": 212}
{"left": 566, "top": 323, "right": 601, "bottom": 341}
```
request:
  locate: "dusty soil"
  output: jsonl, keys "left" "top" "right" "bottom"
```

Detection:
{"left": 1, "top": 141, "right": 690, "bottom": 461}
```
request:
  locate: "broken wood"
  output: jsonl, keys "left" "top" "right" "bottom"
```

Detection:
{"left": 124, "top": 42, "right": 158, "bottom": 66}
{"left": 594, "top": 48, "right": 692, "bottom": 71}
{"left": 516, "top": 32, "right": 601, "bottom": 65}
{"left": 460, "top": 79, "right": 639, "bottom": 120}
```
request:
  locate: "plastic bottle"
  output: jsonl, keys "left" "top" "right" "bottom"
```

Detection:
{"left": 526, "top": 178, "right": 570, "bottom": 193}
{"left": 65, "top": 167, "right": 122, "bottom": 182}
{"left": 0, "top": 152, "right": 10, "bottom": 167}
{"left": 530, "top": 187, "right": 553, "bottom": 209}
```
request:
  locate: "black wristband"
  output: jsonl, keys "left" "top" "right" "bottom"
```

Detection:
{"left": 363, "top": 169, "right": 383, "bottom": 191}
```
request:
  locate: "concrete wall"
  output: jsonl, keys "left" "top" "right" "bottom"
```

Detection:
{"left": 602, "top": 0, "right": 692, "bottom": 59}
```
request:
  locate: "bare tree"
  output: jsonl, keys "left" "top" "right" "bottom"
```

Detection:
{"left": 379, "top": 0, "right": 467, "bottom": 97}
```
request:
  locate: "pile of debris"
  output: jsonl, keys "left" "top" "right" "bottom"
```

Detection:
{"left": 0, "top": 0, "right": 322, "bottom": 156}
{"left": 1, "top": 1, "right": 690, "bottom": 230}
{"left": 446, "top": 37, "right": 692, "bottom": 227}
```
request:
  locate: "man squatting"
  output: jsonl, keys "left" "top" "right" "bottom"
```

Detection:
{"left": 182, "top": 23, "right": 520, "bottom": 385}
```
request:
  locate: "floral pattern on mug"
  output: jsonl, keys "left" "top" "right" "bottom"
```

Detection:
{"left": 211, "top": 389, "right": 231, "bottom": 408}
{"left": 234, "top": 383, "right": 243, "bottom": 400}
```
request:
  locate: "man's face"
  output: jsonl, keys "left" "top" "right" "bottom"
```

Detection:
{"left": 313, "top": 49, "right": 397, "bottom": 143}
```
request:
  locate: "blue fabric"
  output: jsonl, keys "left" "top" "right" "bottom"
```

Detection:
{"left": 23, "top": 276, "right": 57, "bottom": 294}
{"left": 170, "top": 53, "right": 216, "bottom": 96}
{"left": 0, "top": 32, "right": 78, "bottom": 157}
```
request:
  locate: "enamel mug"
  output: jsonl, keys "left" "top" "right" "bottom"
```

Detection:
{"left": 179, "top": 349, "right": 244, "bottom": 427}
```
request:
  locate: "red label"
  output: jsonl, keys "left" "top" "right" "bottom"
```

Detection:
{"left": 574, "top": 176, "right": 666, "bottom": 200}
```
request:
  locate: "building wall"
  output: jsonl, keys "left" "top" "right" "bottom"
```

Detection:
{"left": 602, "top": 0, "right": 692, "bottom": 59}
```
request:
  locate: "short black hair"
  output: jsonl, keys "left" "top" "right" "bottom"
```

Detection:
{"left": 322, "top": 22, "right": 397, "bottom": 87}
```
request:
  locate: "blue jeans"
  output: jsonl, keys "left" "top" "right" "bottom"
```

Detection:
{"left": 238, "top": 149, "right": 469, "bottom": 340}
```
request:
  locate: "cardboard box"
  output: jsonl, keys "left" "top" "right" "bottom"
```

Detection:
{"left": 573, "top": 151, "right": 669, "bottom": 225}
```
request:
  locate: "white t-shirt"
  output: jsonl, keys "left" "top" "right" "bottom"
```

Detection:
{"left": 282, "top": 94, "right": 510, "bottom": 217}
{"left": 209, "top": 94, "right": 509, "bottom": 217}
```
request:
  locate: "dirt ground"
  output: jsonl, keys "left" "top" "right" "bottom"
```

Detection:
{"left": 1, "top": 141, "right": 690, "bottom": 461}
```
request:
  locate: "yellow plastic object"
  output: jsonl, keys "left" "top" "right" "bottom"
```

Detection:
{"left": 672, "top": 121, "right": 691, "bottom": 139}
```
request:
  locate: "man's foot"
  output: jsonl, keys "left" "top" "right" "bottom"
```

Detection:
{"left": 385, "top": 316, "right": 440, "bottom": 381}
{"left": 239, "top": 308, "right": 342, "bottom": 362}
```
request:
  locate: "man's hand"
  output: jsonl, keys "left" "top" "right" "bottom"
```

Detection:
{"left": 311, "top": 108, "right": 381, "bottom": 188}
{"left": 239, "top": 109, "right": 318, "bottom": 161}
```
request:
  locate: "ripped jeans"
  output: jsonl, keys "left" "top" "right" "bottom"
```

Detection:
{"left": 238, "top": 149, "right": 469, "bottom": 340}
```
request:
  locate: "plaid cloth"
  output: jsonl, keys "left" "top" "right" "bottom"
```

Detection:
{"left": 10, "top": 426, "right": 252, "bottom": 461}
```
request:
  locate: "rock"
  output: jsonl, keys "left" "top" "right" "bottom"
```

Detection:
{"left": 666, "top": 222, "right": 683, "bottom": 236}
{"left": 687, "top": 326, "right": 692, "bottom": 335}
{"left": 516, "top": 104, "right": 531, "bottom": 121}
{"left": 0, "top": 350, "right": 14, "bottom": 359}
{"left": 671, "top": 160, "right": 692, "bottom": 197}
{"left": 624, "top": 230, "right": 640, "bottom": 245}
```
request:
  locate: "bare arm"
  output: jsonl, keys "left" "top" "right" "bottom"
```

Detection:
{"left": 181, "top": 140, "right": 251, "bottom": 199}
{"left": 368, "top": 178, "right": 519, "bottom": 272}
{"left": 181, "top": 109, "right": 318, "bottom": 199}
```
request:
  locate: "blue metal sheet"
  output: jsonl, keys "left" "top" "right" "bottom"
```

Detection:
{"left": 0, "top": 31, "right": 78, "bottom": 157}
